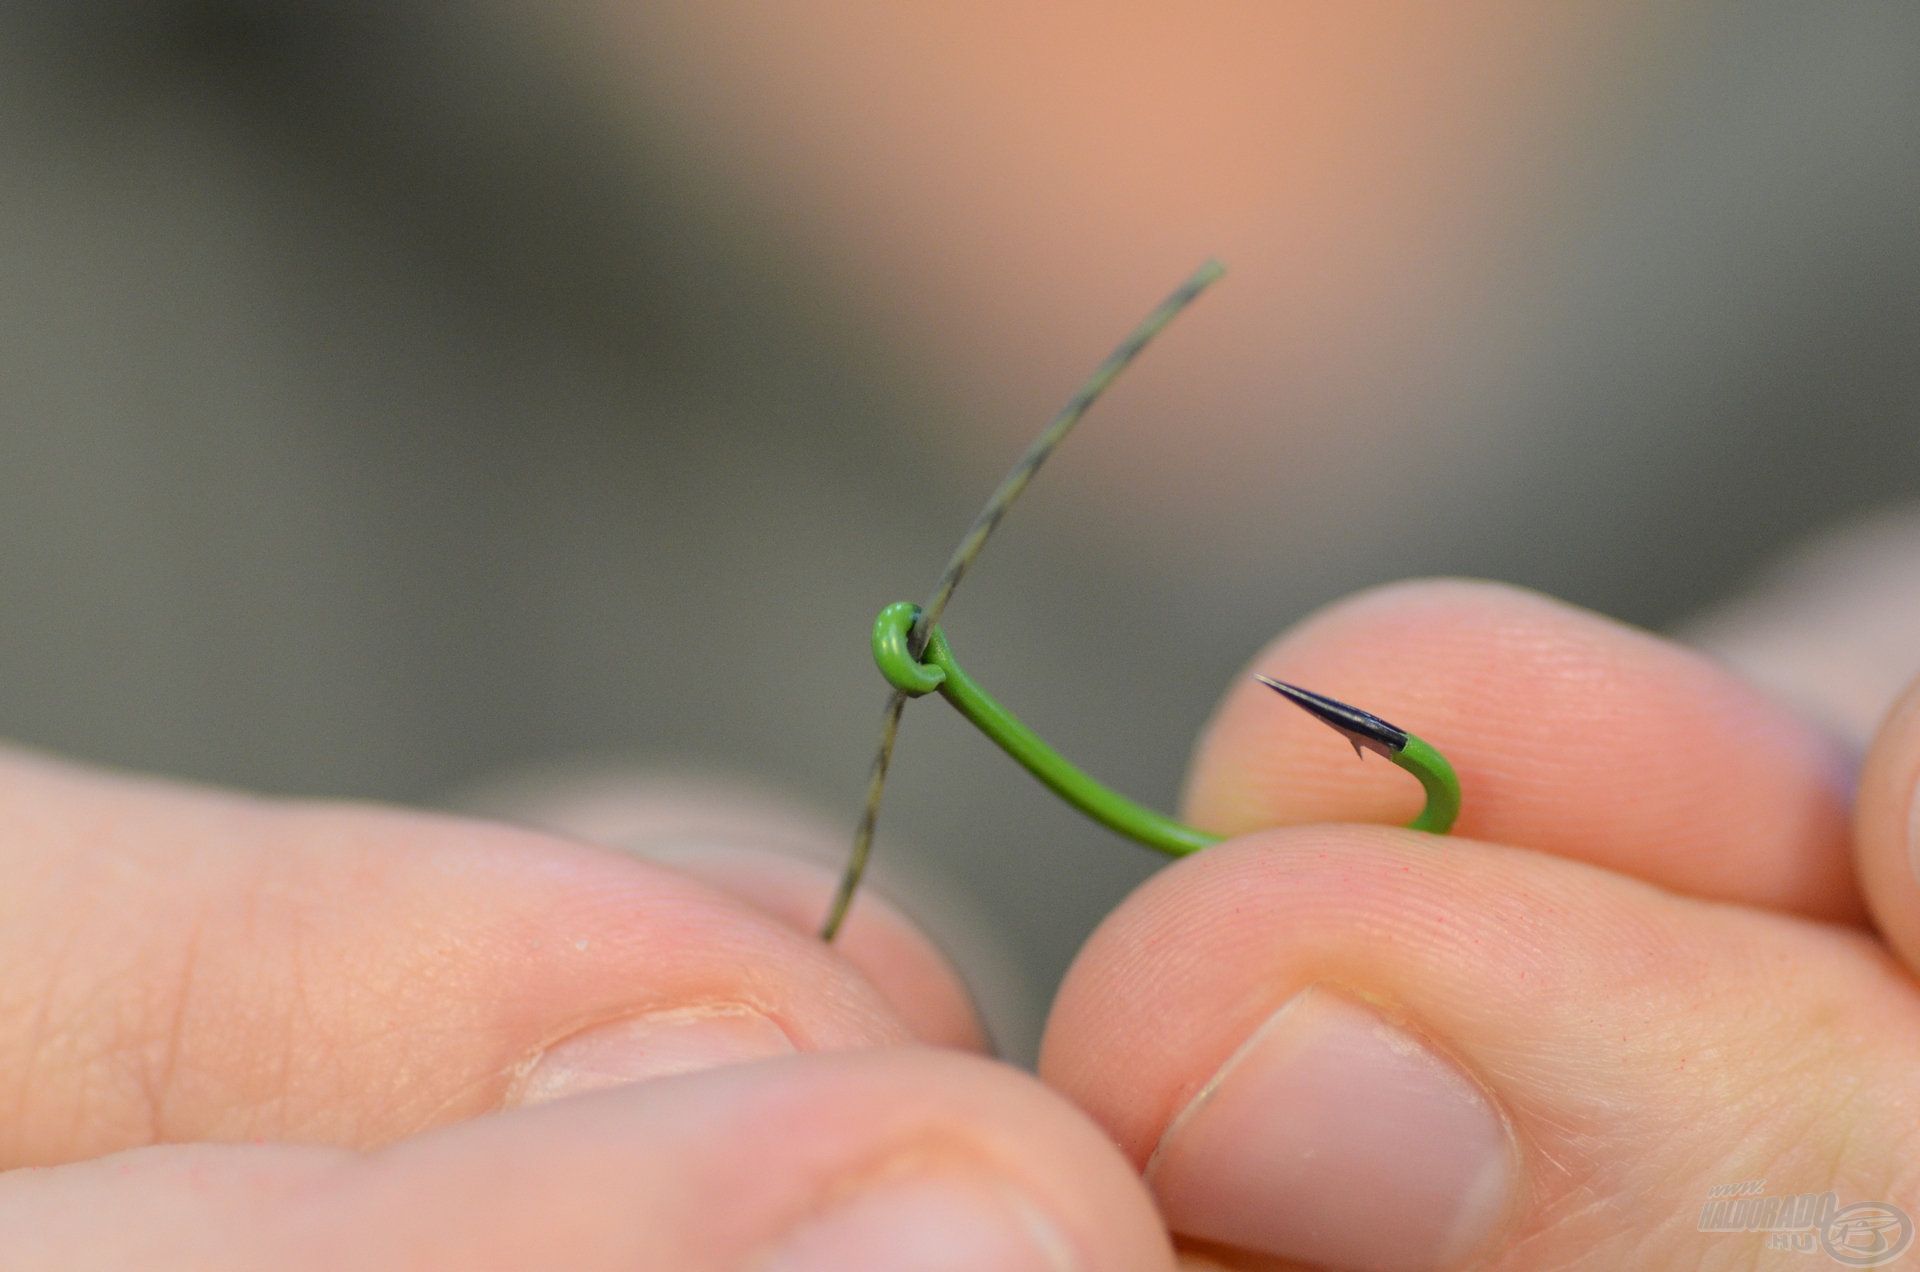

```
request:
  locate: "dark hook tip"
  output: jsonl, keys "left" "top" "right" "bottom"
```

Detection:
{"left": 1253, "top": 675, "right": 1409, "bottom": 756}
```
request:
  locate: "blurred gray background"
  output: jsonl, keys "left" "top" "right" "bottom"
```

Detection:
{"left": 2, "top": 3, "right": 1916, "bottom": 1055}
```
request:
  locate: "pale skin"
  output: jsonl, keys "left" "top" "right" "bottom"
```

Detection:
{"left": 4, "top": 578, "right": 1919, "bottom": 1270}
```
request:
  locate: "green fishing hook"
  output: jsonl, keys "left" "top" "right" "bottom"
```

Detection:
{"left": 870, "top": 600, "right": 1459, "bottom": 860}
{"left": 819, "top": 259, "right": 1460, "bottom": 941}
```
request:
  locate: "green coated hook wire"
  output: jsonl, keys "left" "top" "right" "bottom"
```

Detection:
{"left": 818, "top": 260, "right": 1460, "bottom": 941}
{"left": 871, "top": 601, "right": 1216, "bottom": 857}
{"left": 868, "top": 600, "right": 1459, "bottom": 853}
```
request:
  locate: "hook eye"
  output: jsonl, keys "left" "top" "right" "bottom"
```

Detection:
{"left": 871, "top": 601, "right": 946, "bottom": 697}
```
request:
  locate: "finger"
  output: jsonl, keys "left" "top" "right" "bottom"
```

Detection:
{"left": 1184, "top": 578, "right": 1860, "bottom": 921}
{"left": 0, "top": 1048, "right": 1173, "bottom": 1271}
{"left": 0, "top": 748, "right": 935, "bottom": 1166}
{"left": 1855, "top": 675, "right": 1920, "bottom": 976}
{"left": 454, "top": 766, "right": 987, "bottom": 1051}
{"left": 1043, "top": 826, "right": 1920, "bottom": 1271}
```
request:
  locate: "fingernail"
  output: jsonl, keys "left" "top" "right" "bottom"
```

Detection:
{"left": 761, "top": 1175, "right": 1076, "bottom": 1272}
{"left": 511, "top": 1006, "right": 795, "bottom": 1105}
{"left": 1147, "top": 987, "right": 1512, "bottom": 1271}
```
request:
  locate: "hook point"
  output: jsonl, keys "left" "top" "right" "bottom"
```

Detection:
{"left": 1253, "top": 674, "right": 1409, "bottom": 759}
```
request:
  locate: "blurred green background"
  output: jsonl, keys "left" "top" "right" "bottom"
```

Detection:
{"left": 3, "top": 3, "right": 1916, "bottom": 1054}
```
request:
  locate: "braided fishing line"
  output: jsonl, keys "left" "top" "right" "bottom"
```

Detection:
{"left": 818, "top": 261, "right": 1225, "bottom": 940}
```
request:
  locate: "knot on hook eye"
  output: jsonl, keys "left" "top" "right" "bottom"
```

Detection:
{"left": 872, "top": 601, "right": 946, "bottom": 697}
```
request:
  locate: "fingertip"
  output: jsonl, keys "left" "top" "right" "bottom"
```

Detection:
{"left": 452, "top": 766, "right": 989, "bottom": 1051}
{"left": 1184, "top": 577, "right": 1861, "bottom": 921}
{"left": 648, "top": 845, "right": 989, "bottom": 1052}
{"left": 1186, "top": 578, "right": 1575, "bottom": 833}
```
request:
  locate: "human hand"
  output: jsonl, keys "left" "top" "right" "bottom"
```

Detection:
{"left": 0, "top": 752, "right": 1168, "bottom": 1269}
{"left": 10, "top": 571, "right": 1920, "bottom": 1271}
{"left": 1043, "top": 578, "right": 1918, "bottom": 1269}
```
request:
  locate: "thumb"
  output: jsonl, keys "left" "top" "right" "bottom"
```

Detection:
{"left": 1043, "top": 827, "right": 1920, "bottom": 1270}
